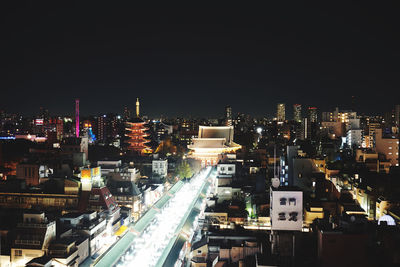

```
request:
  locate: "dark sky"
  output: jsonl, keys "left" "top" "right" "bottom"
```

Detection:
{"left": 1, "top": 2, "right": 399, "bottom": 118}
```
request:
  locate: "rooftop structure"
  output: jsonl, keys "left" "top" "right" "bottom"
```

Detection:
{"left": 188, "top": 126, "right": 241, "bottom": 166}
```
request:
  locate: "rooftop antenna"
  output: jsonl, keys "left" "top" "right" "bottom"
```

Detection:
{"left": 273, "top": 145, "right": 276, "bottom": 177}
{"left": 271, "top": 144, "right": 280, "bottom": 188}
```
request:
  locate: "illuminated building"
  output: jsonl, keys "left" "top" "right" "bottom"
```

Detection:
{"left": 277, "top": 103, "right": 285, "bottom": 123}
{"left": 362, "top": 119, "right": 380, "bottom": 148}
{"left": 321, "top": 111, "right": 334, "bottom": 122}
{"left": 83, "top": 120, "right": 96, "bottom": 143}
{"left": 225, "top": 106, "right": 232, "bottom": 126}
{"left": 59, "top": 211, "right": 107, "bottom": 257}
{"left": 395, "top": 104, "right": 400, "bottom": 127}
{"left": 80, "top": 166, "right": 102, "bottom": 190}
{"left": 293, "top": 104, "right": 302, "bottom": 123}
{"left": 11, "top": 212, "right": 56, "bottom": 266}
{"left": 336, "top": 110, "right": 357, "bottom": 124}
{"left": 375, "top": 128, "right": 399, "bottom": 166}
{"left": 308, "top": 107, "right": 318, "bottom": 123}
{"left": 188, "top": 126, "right": 241, "bottom": 166}
{"left": 124, "top": 106, "right": 131, "bottom": 121}
{"left": 125, "top": 98, "right": 152, "bottom": 155}
{"left": 97, "top": 115, "right": 107, "bottom": 142}
{"left": 152, "top": 158, "right": 168, "bottom": 178}
{"left": 46, "top": 117, "right": 63, "bottom": 141}
{"left": 346, "top": 129, "right": 363, "bottom": 147}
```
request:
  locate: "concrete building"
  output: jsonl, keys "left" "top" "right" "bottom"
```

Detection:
{"left": 308, "top": 107, "right": 318, "bottom": 123}
{"left": 321, "top": 121, "right": 344, "bottom": 137}
{"left": 97, "top": 160, "right": 122, "bottom": 176}
{"left": 293, "top": 104, "right": 302, "bottom": 123}
{"left": 375, "top": 128, "right": 399, "bottom": 166}
{"left": 316, "top": 216, "right": 369, "bottom": 267}
{"left": 59, "top": 212, "right": 107, "bottom": 257}
{"left": 11, "top": 212, "right": 56, "bottom": 267}
{"left": 225, "top": 106, "right": 232, "bottom": 126}
{"left": 152, "top": 159, "right": 168, "bottom": 178}
{"left": 346, "top": 129, "right": 363, "bottom": 148}
{"left": 61, "top": 137, "right": 89, "bottom": 161}
{"left": 48, "top": 238, "right": 80, "bottom": 267}
{"left": 107, "top": 178, "right": 142, "bottom": 221}
{"left": 0, "top": 178, "right": 80, "bottom": 211}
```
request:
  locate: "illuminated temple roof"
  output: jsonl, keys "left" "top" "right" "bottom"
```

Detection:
{"left": 188, "top": 126, "right": 241, "bottom": 150}
{"left": 188, "top": 126, "right": 241, "bottom": 166}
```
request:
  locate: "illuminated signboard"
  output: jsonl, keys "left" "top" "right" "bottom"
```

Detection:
{"left": 35, "top": 119, "right": 44, "bottom": 125}
{"left": 81, "top": 169, "right": 91, "bottom": 179}
{"left": 270, "top": 189, "right": 303, "bottom": 231}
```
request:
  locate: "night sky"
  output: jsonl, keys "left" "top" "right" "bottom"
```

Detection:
{"left": 1, "top": 2, "right": 399, "bottom": 117}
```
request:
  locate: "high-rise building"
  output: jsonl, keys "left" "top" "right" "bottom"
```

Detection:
{"left": 308, "top": 107, "right": 318, "bottom": 123}
{"left": 293, "top": 104, "right": 302, "bottom": 123}
{"left": 124, "top": 106, "right": 131, "bottom": 121}
{"left": 375, "top": 129, "right": 399, "bottom": 166}
{"left": 225, "top": 106, "right": 232, "bottom": 126}
{"left": 395, "top": 104, "right": 400, "bottom": 127}
{"left": 307, "top": 107, "right": 318, "bottom": 141}
{"left": 277, "top": 103, "right": 285, "bottom": 123}
{"left": 97, "top": 115, "right": 107, "bottom": 142}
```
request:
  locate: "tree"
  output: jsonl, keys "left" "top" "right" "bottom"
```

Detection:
{"left": 176, "top": 161, "right": 193, "bottom": 180}
{"left": 155, "top": 137, "right": 177, "bottom": 157}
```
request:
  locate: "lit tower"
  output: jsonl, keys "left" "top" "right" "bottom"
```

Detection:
{"left": 126, "top": 98, "right": 152, "bottom": 155}
{"left": 75, "top": 99, "right": 80, "bottom": 137}
{"left": 136, "top": 98, "right": 140, "bottom": 117}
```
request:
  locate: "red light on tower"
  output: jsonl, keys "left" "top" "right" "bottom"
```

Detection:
{"left": 75, "top": 99, "right": 80, "bottom": 137}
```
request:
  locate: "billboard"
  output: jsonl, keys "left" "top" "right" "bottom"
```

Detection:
{"left": 270, "top": 189, "right": 303, "bottom": 231}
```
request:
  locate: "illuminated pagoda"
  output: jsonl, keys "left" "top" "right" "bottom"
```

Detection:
{"left": 188, "top": 126, "right": 241, "bottom": 166}
{"left": 126, "top": 98, "right": 152, "bottom": 155}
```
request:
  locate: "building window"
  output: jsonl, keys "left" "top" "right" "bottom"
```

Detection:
{"left": 14, "top": 250, "right": 22, "bottom": 257}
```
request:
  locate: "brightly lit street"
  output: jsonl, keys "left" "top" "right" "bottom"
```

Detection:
{"left": 102, "top": 166, "right": 213, "bottom": 267}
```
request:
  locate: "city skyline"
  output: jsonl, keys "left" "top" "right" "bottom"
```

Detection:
{"left": 1, "top": 3, "right": 400, "bottom": 117}
{"left": 1, "top": 3, "right": 400, "bottom": 267}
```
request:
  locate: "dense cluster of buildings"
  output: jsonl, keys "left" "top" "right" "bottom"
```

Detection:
{"left": 1, "top": 100, "right": 400, "bottom": 266}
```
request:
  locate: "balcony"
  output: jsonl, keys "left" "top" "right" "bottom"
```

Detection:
{"left": 15, "top": 239, "right": 41, "bottom": 246}
{"left": 17, "top": 221, "right": 55, "bottom": 229}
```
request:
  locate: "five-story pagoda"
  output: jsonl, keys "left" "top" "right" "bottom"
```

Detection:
{"left": 126, "top": 98, "right": 152, "bottom": 155}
